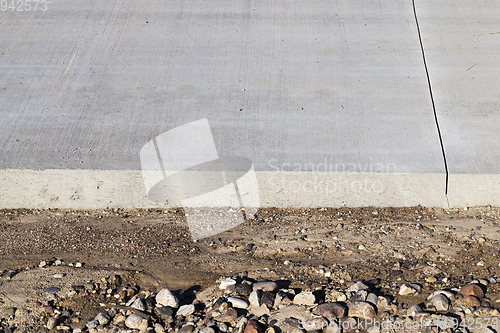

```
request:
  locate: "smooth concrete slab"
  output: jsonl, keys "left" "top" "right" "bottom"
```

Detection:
{"left": 0, "top": 0, "right": 447, "bottom": 208}
{"left": 415, "top": 0, "right": 500, "bottom": 206}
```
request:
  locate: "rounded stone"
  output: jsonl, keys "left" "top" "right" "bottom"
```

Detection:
{"left": 125, "top": 314, "right": 146, "bottom": 329}
{"left": 293, "top": 292, "right": 316, "bottom": 306}
{"left": 46, "top": 317, "right": 58, "bottom": 330}
{"left": 177, "top": 304, "right": 195, "bottom": 316}
{"left": 429, "top": 294, "right": 450, "bottom": 311}
{"left": 44, "top": 287, "right": 61, "bottom": 295}
{"left": 94, "top": 312, "right": 110, "bottom": 325}
{"left": 86, "top": 320, "right": 99, "bottom": 329}
{"left": 347, "top": 301, "right": 376, "bottom": 318}
{"left": 314, "top": 303, "right": 347, "bottom": 319}
{"left": 227, "top": 297, "right": 249, "bottom": 309}
{"left": 366, "top": 293, "right": 378, "bottom": 306}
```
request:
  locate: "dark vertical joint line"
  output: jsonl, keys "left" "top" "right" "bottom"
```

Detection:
{"left": 153, "top": 138, "right": 167, "bottom": 179}
{"left": 412, "top": 0, "right": 449, "bottom": 195}
{"left": 232, "top": 180, "right": 247, "bottom": 220}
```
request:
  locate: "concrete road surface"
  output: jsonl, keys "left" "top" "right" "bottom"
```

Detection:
{"left": 0, "top": 0, "right": 498, "bottom": 208}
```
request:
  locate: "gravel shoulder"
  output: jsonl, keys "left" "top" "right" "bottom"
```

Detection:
{"left": 1, "top": 206, "right": 500, "bottom": 332}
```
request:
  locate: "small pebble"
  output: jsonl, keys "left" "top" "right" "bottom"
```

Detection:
{"left": 46, "top": 317, "right": 58, "bottom": 329}
{"left": 399, "top": 284, "right": 418, "bottom": 296}
{"left": 131, "top": 298, "right": 146, "bottom": 311}
{"left": 44, "top": 287, "right": 61, "bottom": 295}
{"left": 429, "top": 293, "right": 450, "bottom": 311}
{"left": 177, "top": 304, "right": 195, "bottom": 316}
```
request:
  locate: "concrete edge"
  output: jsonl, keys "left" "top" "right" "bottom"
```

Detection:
{"left": 0, "top": 169, "right": 448, "bottom": 209}
{"left": 448, "top": 174, "right": 500, "bottom": 208}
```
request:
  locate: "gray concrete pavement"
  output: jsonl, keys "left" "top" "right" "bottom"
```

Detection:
{"left": 415, "top": 0, "right": 500, "bottom": 206}
{"left": 0, "top": 0, "right": 497, "bottom": 208}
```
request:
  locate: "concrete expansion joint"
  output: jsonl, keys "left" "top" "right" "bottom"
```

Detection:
{"left": 412, "top": 0, "right": 450, "bottom": 204}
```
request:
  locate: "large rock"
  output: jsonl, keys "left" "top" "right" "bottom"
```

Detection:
{"left": 293, "top": 292, "right": 316, "bottom": 306}
{"left": 156, "top": 289, "right": 179, "bottom": 308}
{"left": 125, "top": 314, "right": 148, "bottom": 329}
{"left": 314, "top": 303, "right": 347, "bottom": 319}
{"left": 347, "top": 302, "right": 376, "bottom": 319}
{"left": 459, "top": 284, "right": 485, "bottom": 298}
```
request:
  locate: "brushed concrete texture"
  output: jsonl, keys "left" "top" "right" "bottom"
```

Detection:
{"left": 448, "top": 174, "right": 500, "bottom": 207}
{"left": 415, "top": 0, "right": 500, "bottom": 205}
{"left": 0, "top": 0, "right": 448, "bottom": 207}
{"left": 0, "top": 170, "right": 448, "bottom": 209}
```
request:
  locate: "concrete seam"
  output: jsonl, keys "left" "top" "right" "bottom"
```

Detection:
{"left": 412, "top": 0, "right": 450, "bottom": 203}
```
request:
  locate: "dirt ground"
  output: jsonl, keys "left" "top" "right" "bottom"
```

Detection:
{"left": 1, "top": 206, "right": 500, "bottom": 330}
